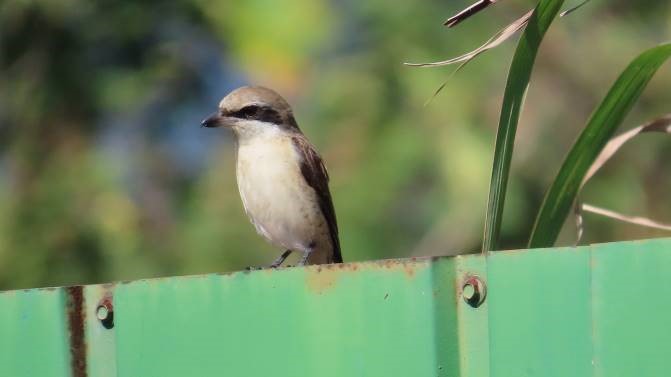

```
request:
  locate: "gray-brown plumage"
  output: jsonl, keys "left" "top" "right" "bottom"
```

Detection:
{"left": 201, "top": 86, "right": 342, "bottom": 266}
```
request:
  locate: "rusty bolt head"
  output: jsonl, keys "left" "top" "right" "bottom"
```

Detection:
{"left": 462, "top": 276, "right": 486, "bottom": 308}
{"left": 96, "top": 300, "right": 114, "bottom": 329}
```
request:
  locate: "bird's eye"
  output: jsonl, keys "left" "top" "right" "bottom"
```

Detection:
{"left": 237, "top": 105, "right": 259, "bottom": 119}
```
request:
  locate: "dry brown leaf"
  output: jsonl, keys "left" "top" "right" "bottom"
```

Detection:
{"left": 405, "top": 10, "right": 533, "bottom": 68}
{"left": 582, "top": 204, "right": 671, "bottom": 231}
{"left": 410, "top": 0, "right": 591, "bottom": 69}
{"left": 407, "top": 9, "right": 533, "bottom": 103}
{"left": 582, "top": 115, "right": 671, "bottom": 186}
{"left": 575, "top": 114, "right": 671, "bottom": 244}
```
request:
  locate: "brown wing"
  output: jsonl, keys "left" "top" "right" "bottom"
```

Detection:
{"left": 291, "top": 135, "right": 342, "bottom": 263}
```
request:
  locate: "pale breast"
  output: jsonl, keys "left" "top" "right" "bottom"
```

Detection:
{"left": 235, "top": 133, "right": 329, "bottom": 253}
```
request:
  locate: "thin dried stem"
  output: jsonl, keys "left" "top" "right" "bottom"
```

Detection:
{"left": 444, "top": 0, "right": 499, "bottom": 28}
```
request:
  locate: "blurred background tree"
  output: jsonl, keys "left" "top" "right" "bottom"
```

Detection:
{"left": 0, "top": 0, "right": 669, "bottom": 290}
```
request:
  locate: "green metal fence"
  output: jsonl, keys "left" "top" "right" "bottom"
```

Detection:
{"left": 2, "top": 238, "right": 670, "bottom": 376}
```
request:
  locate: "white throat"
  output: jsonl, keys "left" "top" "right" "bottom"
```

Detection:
{"left": 232, "top": 120, "right": 283, "bottom": 144}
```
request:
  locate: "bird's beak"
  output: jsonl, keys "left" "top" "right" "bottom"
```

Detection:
{"left": 201, "top": 112, "right": 227, "bottom": 128}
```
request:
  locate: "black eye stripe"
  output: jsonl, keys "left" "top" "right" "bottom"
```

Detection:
{"left": 227, "top": 106, "right": 252, "bottom": 118}
{"left": 232, "top": 105, "right": 283, "bottom": 124}
{"left": 241, "top": 106, "right": 258, "bottom": 118}
{"left": 228, "top": 105, "right": 255, "bottom": 119}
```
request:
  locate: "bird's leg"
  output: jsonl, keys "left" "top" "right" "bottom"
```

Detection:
{"left": 269, "top": 249, "right": 292, "bottom": 268}
{"left": 297, "top": 249, "right": 314, "bottom": 267}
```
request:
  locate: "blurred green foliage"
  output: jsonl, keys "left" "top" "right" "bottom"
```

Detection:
{"left": 0, "top": 0, "right": 669, "bottom": 290}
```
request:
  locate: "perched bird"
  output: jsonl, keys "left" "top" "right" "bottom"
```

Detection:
{"left": 201, "top": 86, "right": 342, "bottom": 267}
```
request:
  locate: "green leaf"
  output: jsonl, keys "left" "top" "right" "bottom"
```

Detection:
{"left": 482, "top": 0, "right": 565, "bottom": 252}
{"left": 528, "top": 43, "right": 671, "bottom": 248}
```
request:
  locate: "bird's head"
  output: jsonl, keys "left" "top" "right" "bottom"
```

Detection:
{"left": 201, "top": 86, "right": 299, "bottom": 134}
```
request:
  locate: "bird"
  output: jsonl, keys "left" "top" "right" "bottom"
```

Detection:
{"left": 201, "top": 86, "right": 342, "bottom": 267}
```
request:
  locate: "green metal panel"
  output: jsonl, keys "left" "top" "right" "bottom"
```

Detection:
{"left": 1, "top": 238, "right": 670, "bottom": 377}
{"left": 113, "top": 260, "right": 459, "bottom": 376}
{"left": 0, "top": 288, "right": 70, "bottom": 377}
{"left": 454, "top": 254, "right": 489, "bottom": 377}
{"left": 486, "top": 247, "right": 593, "bottom": 377}
{"left": 84, "top": 285, "right": 117, "bottom": 377}
{"left": 592, "top": 239, "right": 671, "bottom": 377}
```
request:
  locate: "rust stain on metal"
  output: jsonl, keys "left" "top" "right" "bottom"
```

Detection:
{"left": 305, "top": 262, "right": 364, "bottom": 293}
{"left": 461, "top": 275, "right": 487, "bottom": 308}
{"left": 377, "top": 258, "right": 422, "bottom": 278}
{"left": 97, "top": 292, "right": 115, "bottom": 330}
{"left": 306, "top": 259, "right": 425, "bottom": 293}
{"left": 306, "top": 267, "right": 342, "bottom": 294}
{"left": 452, "top": 273, "right": 463, "bottom": 307}
{"left": 66, "top": 285, "right": 88, "bottom": 377}
{"left": 404, "top": 264, "right": 416, "bottom": 278}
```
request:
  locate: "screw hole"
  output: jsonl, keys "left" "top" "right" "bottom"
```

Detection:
{"left": 96, "top": 302, "right": 114, "bottom": 329}
{"left": 462, "top": 276, "right": 486, "bottom": 308}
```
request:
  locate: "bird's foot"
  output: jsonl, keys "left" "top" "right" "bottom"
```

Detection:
{"left": 268, "top": 249, "right": 293, "bottom": 269}
{"left": 297, "top": 250, "right": 313, "bottom": 267}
